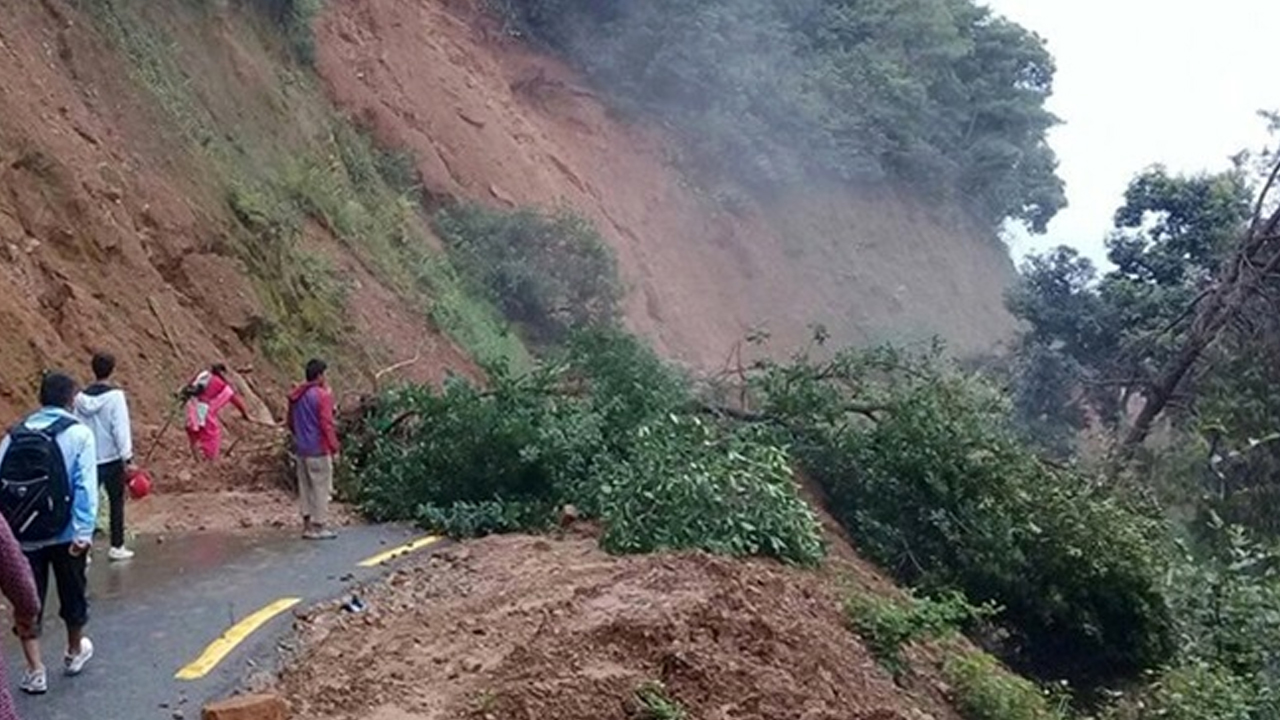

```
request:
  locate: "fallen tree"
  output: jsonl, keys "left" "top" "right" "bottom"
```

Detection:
{"left": 1124, "top": 158, "right": 1280, "bottom": 450}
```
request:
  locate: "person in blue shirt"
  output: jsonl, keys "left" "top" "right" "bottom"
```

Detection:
{"left": 0, "top": 372, "right": 98, "bottom": 694}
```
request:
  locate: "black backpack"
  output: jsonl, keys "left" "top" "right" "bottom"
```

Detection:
{"left": 0, "top": 415, "right": 77, "bottom": 543}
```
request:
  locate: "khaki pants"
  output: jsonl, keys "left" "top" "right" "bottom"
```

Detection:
{"left": 297, "top": 455, "right": 334, "bottom": 526}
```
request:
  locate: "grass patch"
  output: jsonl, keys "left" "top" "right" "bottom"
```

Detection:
{"left": 631, "top": 681, "right": 687, "bottom": 720}
{"left": 79, "top": 0, "right": 527, "bottom": 370}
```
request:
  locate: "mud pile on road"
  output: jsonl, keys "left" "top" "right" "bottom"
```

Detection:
{"left": 276, "top": 534, "right": 959, "bottom": 720}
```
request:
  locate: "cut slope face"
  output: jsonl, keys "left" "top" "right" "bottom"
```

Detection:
{"left": 0, "top": 0, "right": 474, "bottom": 425}
{"left": 279, "top": 534, "right": 960, "bottom": 720}
{"left": 313, "top": 0, "right": 1018, "bottom": 367}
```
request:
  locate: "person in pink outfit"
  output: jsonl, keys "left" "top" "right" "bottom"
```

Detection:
{"left": 0, "top": 501, "right": 40, "bottom": 714}
{"left": 182, "top": 364, "right": 253, "bottom": 461}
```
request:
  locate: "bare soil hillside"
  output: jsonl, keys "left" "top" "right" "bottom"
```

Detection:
{"left": 0, "top": 0, "right": 476, "bottom": 419}
{"left": 313, "top": 0, "right": 1018, "bottom": 368}
{"left": 0, "top": 0, "right": 475, "bottom": 519}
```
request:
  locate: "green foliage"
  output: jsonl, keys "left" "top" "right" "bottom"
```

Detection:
{"left": 417, "top": 500, "right": 553, "bottom": 539}
{"left": 757, "top": 343, "right": 1174, "bottom": 685}
{"left": 1104, "top": 521, "right": 1280, "bottom": 720}
{"left": 844, "top": 590, "right": 996, "bottom": 676}
{"left": 499, "top": 0, "right": 1065, "bottom": 231}
{"left": 1110, "top": 663, "right": 1259, "bottom": 720}
{"left": 432, "top": 204, "right": 622, "bottom": 346}
{"left": 632, "top": 681, "right": 688, "bottom": 720}
{"left": 943, "top": 651, "right": 1067, "bottom": 720}
{"left": 597, "top": 418, "right": 825, "bottom": 562}
{"left": 1006, "top": 168, "right": 1253, "bottom": 447}
{"left": 1005, "top": 166, "right": 1280, "bottom": 542}
{"left": 346, "top": 329, "right": 825, "bottom": 565}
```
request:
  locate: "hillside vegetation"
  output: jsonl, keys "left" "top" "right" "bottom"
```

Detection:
{"left": 501, "top": 0, "right": 1065, "bottom": 232}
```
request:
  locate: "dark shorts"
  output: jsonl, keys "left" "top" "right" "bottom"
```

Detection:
{"left": 23, "top": 543, "right": 88, "bottom": 635}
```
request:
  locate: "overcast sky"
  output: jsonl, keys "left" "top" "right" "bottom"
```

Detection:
{"left": 983, "top": 0, "right": 1280, "bottom": 267}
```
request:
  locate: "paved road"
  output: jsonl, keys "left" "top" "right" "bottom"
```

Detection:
{"left": 8, "top": 524, "right": 442, "bottom": 720}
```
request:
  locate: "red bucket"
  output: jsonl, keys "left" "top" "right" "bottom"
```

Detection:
{"left": 126, "top": 467, "right": 153, "bottom": 500}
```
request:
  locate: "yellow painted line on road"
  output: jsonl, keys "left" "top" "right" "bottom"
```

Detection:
{"left": 356, "top": 535, "right": 443, "bottom": 568}
{"left": 175, "top": 597, "right": 301, "bottom": 680}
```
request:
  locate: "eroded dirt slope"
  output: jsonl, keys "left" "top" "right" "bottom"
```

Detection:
{"left": 314, "top": 0, "right": 1018, "bottom": 368}
{"left": 278, "top": 534, "right": 958, "bottom": 720}
{"left": 0, "top": 0, "right": 472, "bottom": 420}
{"left": 0, "top": 0, "right": 477, "bottom": 523}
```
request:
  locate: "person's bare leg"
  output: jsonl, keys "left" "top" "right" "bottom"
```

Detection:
{"left": 67, "top": 625, "right": 84, "bottom": 656}
{"left": 21, "top": 637, "right": 43, "bottom": 673}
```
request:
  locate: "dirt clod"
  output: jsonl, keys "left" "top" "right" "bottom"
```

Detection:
{"left": 201, "top": 693, "right": 287, "bottom": 720}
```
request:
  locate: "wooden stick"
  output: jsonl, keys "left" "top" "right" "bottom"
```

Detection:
{"left": 147, "top": 295, "right": 184, "bottom": 364}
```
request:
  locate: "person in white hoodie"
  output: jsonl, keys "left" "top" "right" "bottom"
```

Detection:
{"left": 73, "top": 352, "right": 135, "bottom": 562}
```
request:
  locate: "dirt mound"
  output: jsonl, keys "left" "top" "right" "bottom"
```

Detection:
{"left": 277, "top": 535, "right": 958, "bottom": 720}
{"left": 313, "top": 0, "right": 1017, "bottom": 367}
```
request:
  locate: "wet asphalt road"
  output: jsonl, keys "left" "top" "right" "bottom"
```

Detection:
{"left": 7, "top": 523, "right": 441, "bottom": 720}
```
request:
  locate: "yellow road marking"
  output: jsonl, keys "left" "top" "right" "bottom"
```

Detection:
{"left": 356, "top": 535, "right": 443, "bottom": 568}
{"left": 175, "top": 597, "right": 301, "bottom": 680}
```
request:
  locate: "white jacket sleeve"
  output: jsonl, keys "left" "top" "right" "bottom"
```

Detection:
{"left": 113, "top": 391, "right": 133, "bottom": 463}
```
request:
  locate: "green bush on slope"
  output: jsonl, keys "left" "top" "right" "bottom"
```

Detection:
{"left": 345, "top": 328, "right": 826, "bottom": 566}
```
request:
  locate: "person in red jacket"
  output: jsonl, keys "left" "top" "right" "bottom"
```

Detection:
{"left": 286, "top": 359, "right": 340, "bottom": 539}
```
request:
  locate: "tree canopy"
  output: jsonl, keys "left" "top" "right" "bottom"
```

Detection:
{"left": 501, "top": 0, "right": 1066, "bottom": 231}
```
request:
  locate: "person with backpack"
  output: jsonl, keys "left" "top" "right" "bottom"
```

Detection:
{"left": 73, "top": 352, "right": 135, "bottom": 562}
{"left": 182, "top": 363, "right": 253, "bottom": 461}
{"left": 286, "top": 359, "right": 340, "bottom": 540}
{"left": 0, "top": 372, "right": 98, "bottom": 694}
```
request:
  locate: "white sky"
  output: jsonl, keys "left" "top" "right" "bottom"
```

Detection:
{"left": 984, "top": 0, "right": 1280, "bottom": 267}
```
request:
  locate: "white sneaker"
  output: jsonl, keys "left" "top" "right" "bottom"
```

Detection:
{"left": 108, "top": 546, "right": 135, "bottom": 562}
{"left": 64, "top": 637, "right": 93, "bottom": 676}
{"left": 19, "top": 666, "right": 47, "bottom": 694}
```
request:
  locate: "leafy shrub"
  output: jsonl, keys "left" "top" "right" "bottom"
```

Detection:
{"left": 347, "top": 329, "right": 824, "bottom": 565}
{"left": 943, "top": 651, "right": 1066, "bottom": 720}
{"left": 352, "top": 368, "right": 584, "bottom": 523}
{"left": 1107, "top": 662, "right": 1258, "bottom": 720}
{"left": 845, "top": 590, "right": 996, "bottom": 676}
{"left": 417, "top": 500, "right": 553, "bottom": 539}
{"left": 757, "top": 343, "right": 1174, "bottom": 685}
{"left": 433, "top": 204, "right": 621, "bottom": 345}
{"left": 598, "top": 418, "right": 824, "bottom": 564}
{"left": 1106, "top": 520, "right": 1280, "bottom": 720}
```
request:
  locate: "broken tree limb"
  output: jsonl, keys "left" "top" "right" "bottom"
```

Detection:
{"left": 1123, "top": 160, "right": 1280, "bottom": 451}
{"left": 373, "top": 348, "right": 423, "bottom": 390}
